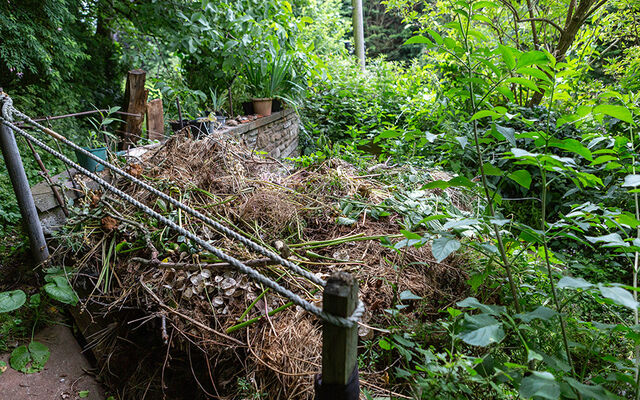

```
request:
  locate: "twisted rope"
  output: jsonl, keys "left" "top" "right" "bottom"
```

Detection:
{"left": 0, "top": 95, "right": 364, "bottom": 327}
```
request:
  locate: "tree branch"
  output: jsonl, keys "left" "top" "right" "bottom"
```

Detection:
{"left": 518, "top": 18, "right": 565, "bottom": 34}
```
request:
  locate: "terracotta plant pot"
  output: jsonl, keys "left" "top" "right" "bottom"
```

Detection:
{"left": 252, "top": 98, "right": 273, "bottom": 116}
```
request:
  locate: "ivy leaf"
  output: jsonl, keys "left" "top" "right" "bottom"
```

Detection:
{"left": 431, "top": 237, "right": 461, "bottom": 262}
{"left": 508, "top": 170, "right": 532, "bottom": 189}
{"left": 0, "top": 290, "right": 26, "bottom": 313}
{"left": 520, "top": 371, "right": 560, "bottom": 400}
{"left": 598, "top": 284, "right": 639, "bottom": 310}
{"left": 557, "top": 276, "right": 593, "bottom": 290}
{"left": 593, "top": 104, "right": 634, "bottom": 125}
{"left": 459, "top": 314, "right": 505, "bottom": 346}
{"left": 515, "top": 306, "right": 558, "bottom": 323}
{"left": 44, "top": 276, "right": 78, "bottom": 306}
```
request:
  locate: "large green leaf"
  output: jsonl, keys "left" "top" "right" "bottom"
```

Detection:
{"left": 10, "top": 341, "right": 50, "bottom": 374}
{"left": 563, "top": 377, "right": 611, "bottom": 400}
{"left": 459, "top": 314, "right": 505, "bottom": 346}
{"left": 9, "top": 345, "right": 30, "bottom": 372}
{"left": 585, "top": 233, "right": 628, "bottom": 247}
{"left": 431, "top": 237, "right": 461, "bottom": 262}
{"left": 548, "top": 138, "right": 592, "bottom": 161}
{"left": 44, "top": 276, "right": 78, "bottom": 306}
{"left": 593, "top": 104, "right": 634, "bottom": 124}
{"left": 598, "top": 284, "right": 639, "bottom": 310}
{"left": 622, "top": 174, "right": 640, "bottom": 187}
{"left": 520, "top": 371, "right": 560, "bottom": 399}
{"left": 423, "top": 176, "right": 476, "bottom": 189}
{"left": 517, "top": 50, "right": 550, "bottom": 68}
{"left": 508, "top": 170, "right": 532, "bottom": 189}
{"left": 0, "top": 290, "right": 26, "bottom": 313}
{"left": 515, "top": 306, "right": 558, "bottom": 323}
{"left": 557, "top": 276, "right": 593, "bottom": 290}
{"left": 457, "top": 297, "right": 505, "bottom": 316}
{"left": 495, "top": 124, "right": 516, "bottom": 146}
{"left": 404, "top": 35, "right": 433, "bottom": 46}
{"left": 497, "top": 44, "right": 515, "bottom": 69}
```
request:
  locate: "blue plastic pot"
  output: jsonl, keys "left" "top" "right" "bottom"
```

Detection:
{"left": 74, "top": 147, "right": 107, "bottom": 172}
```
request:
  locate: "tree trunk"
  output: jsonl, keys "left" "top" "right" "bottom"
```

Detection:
{"left": 529, "top": 0, "right": 604, "bottom": 105}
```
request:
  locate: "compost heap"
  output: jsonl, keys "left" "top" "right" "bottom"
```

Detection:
{"left": 53, "top": 131, "right": 471, "bottom": 399}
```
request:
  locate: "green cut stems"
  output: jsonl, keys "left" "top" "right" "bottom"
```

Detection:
{"left": 226, "top": 288, "right": 320, "bottom": 334}
{"left": 288, "top": 233, "right": 404, "bottom": 250}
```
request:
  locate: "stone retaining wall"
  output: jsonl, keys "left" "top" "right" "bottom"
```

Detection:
{"left": 221, "top": 107, "right": 299, "bottom": 158}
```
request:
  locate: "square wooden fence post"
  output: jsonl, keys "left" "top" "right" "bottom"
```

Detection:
{"left": 316, "top": 271, "right": 359, "bottom": 399}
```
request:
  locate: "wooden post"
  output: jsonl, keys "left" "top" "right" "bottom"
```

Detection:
{"left": 318, "top": 271, "right": 359, "bottom": 398}
{"left": 146, "top": 99, "right": 164, "bottom": 141}
{"left": 352, "top": 0, "right": 365, "bottom": 71}
{"left": 119, "top": 69, "right": 148, "bottom": 149}
{"left": 0, "top": 118, "right": 49, "bottom": 264}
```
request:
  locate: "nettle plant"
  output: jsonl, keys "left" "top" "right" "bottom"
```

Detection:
{"left": 377, "top": 0, "right": 640, "bottom": 398}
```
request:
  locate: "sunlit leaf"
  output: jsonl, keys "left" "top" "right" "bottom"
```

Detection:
{"left": 593, "top": 104, "right": 634, "bottom": 124}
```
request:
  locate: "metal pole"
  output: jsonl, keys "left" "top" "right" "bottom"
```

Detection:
{"left": 352, "top": 0, "right": 366, "bottom": 71}
{"left": 0, "top": 117, "right": 49, "bottom": 263}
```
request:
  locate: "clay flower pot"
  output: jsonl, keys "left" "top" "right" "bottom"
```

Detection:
{"left": 252, "top": 98, "right": 273, "bottom": 116}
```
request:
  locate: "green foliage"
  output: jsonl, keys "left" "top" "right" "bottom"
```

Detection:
{"left": 10, "top": 341, "right": 50, "bottom": 374}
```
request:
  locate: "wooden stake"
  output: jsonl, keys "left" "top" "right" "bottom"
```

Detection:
{"left": 146, "top": 98, "right": 164, "bottom": 141}
{"left": 119, "top": 69, "right": 148, "bottom": 149}
{"left": 321, "top": 271, "right": 359, "bottom": 386}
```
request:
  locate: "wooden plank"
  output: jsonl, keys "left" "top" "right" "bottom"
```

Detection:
{"left": 119, "top": 69, "right": 148, "bottom": 149}
{"left": 321, "top": 271, "right": 359, "bottom": 386}
{"left": 146, "top": 98, "right": 164, "bottom": 141}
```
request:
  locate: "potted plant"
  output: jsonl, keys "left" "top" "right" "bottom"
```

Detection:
{"left": 244, "top": 52, "right": 293, "bottom": 116}
{"left": 75, "top": 107, "right": 120, "bottom": 172}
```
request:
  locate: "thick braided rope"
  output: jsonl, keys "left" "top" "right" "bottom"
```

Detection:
{"left": 8, "top": 102, "right": 324, "bottom": 286}
{"left": 0, "top": 102, "right": 364, "bottom": 327}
